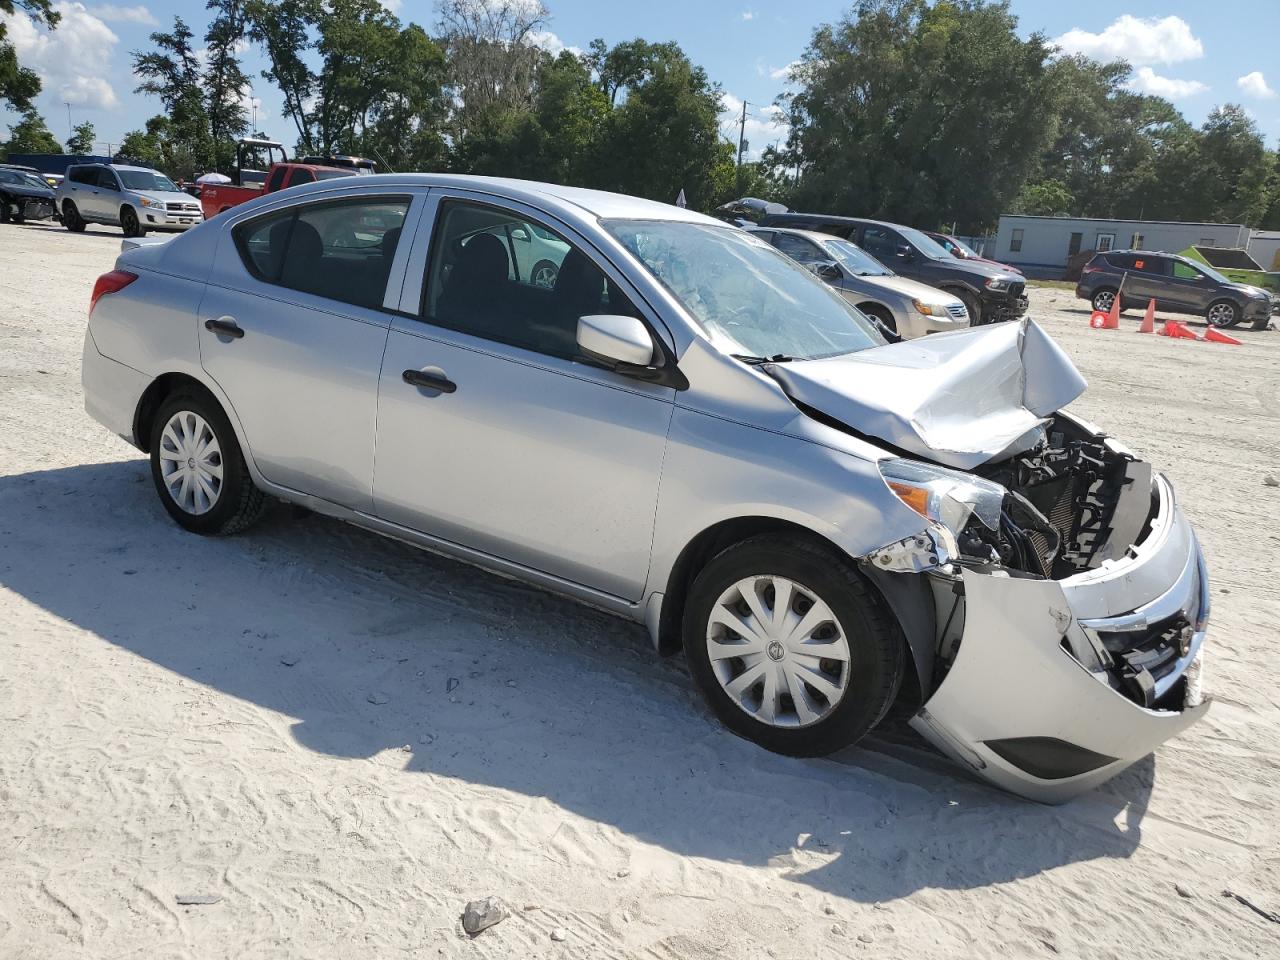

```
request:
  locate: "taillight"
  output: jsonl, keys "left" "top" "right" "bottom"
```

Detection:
{"left": 1081, "top": 263, "right": 1098, "bottom": 274}
{"left": 90, "top": 270, "right": 138, "bottom": 316}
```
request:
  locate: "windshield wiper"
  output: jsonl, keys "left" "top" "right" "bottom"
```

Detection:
{"left": 733, "top": 353, "right": 798, "bottom": 365}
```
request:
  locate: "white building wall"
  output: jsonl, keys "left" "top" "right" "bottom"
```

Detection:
{"left": 993, "top": 216, "right": 1249, "bottom": 276}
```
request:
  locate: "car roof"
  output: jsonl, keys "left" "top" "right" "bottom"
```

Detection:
{"left": 279, "top": 173, "right": 722, "bottom": 226}
{"left": 749, "top": 225, "right": 841, "bottom": 244}
{"left": 108, "top": 164, "right": 164, "bottom": 173}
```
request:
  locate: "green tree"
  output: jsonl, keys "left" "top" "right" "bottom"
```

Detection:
{"left": 1, "top": 107, "right": 61, "bottom": 157}
{"left": 1191, "top": 105, "right": 1275, "bottom": 226}
{"left": 0, "top": 0, "right": 58, "bottom": 111}
{"left": 776, "top": 0, "right": 1057, "bottom": 232}
{"left": 204, "top": 0, "right": 252, "bottom": 166}
{"left": 66, "top": 119, "right": 95, "bottom": 155}
{"left": 245, "top": 0, "right": 319, "bottom": 152}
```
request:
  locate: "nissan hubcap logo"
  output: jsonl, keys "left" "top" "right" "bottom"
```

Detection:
{"left": 766, "top": 641, "right": 785, "bottom": 661}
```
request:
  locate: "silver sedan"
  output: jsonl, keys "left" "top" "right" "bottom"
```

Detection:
{"left": 81, "top": 174, "right": 1210, "bottom": 802}
{"left": 749, "top": 226, "right": 970, "bottom": 338}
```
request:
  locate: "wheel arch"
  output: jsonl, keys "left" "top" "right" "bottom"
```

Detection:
{"left": 132, "top": 372, "right": 216, "bottom": 452}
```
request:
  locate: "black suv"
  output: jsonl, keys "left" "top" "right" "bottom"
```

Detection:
{"left": 1075, "top": 250, "right": 1277, "bottom": 331}
{"left": 758, "top": 213, "right": 1027, "bottom": 323}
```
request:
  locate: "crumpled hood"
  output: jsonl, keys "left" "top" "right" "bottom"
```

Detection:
{"left": 768, "top": 319, "right": 1087, "bottom": 469}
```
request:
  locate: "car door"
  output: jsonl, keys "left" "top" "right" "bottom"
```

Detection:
{"left": 199, "top": 190, "right": 421, "bottom": 510}
{"left": 93, "top": 167, "right": 122, "bottom": 221}
{"left": 1123, "top": 254, "right": 1170, "bottom": 308}
{"left": 373, "top": 193, "right": 676, "bottom": 601}
{"left": 1167, "top": 259, "right": 1213, "bottom": 312}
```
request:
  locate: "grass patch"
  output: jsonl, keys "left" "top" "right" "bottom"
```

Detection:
{"left": 1026, "top": 279, "right": 1075, "bottom": 291}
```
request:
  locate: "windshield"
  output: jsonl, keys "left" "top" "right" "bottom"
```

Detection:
{"left": 605, "top": 220, "right": 885, "bottom": 360}
{"left": 823, "top": 238, "right": 893, "bottom": 277}
{"left": 896, "top": 224, "right": 952, "bottom": 260}
{"left": 0, "top": 170, "right": 47, "bottom": 190}
{"left": 117, "top": 169, "right": 179, "bottom": 192}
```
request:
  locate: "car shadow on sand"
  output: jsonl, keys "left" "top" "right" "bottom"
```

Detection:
{"left": 0, "top": 459, "right": 1157, "bottom": 902}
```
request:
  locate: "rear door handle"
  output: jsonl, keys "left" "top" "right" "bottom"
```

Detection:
{"left": 402, "top": 369, "right": 456, "bottom": 393}
{"left": 204, "top": 317, "right": 244, "bottom": 339}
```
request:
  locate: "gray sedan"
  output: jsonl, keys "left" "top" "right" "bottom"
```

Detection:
{"left": 749, "top": 226, "right": 969, "bottom": 338}
{"left": 82, "top": 174, "right": 1210, "bottom": 801}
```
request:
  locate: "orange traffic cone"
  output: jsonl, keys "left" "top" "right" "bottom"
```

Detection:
{"left": 1204, "top": 326, "right": 1242, "bottom": 345}
{"left": 1138, "top": 299, "right": 1155, "bottom": 333}
{"left": 1161, "top": 320, "right": 1200, "bottom": 340}
{"left": 1089, "top": 310, "right": 1110, "bottom": 328}
{"left": 1105, "top": 294, "right": 1121, "bottom": 329}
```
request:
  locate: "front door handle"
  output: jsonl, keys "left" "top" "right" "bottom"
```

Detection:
{"left": 402, "top": 369, "right": 456, "bottom": 393}
{"left": 205, "top": 317, "right": 244, "bottom": 339}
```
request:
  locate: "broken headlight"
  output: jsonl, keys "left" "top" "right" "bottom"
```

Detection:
{"left": 879, "top": 458, "right": 1006, "bottom": 541}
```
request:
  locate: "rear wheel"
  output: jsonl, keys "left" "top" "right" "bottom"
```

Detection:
{"left": 531, "top": 259, "right": 559, "bottom": 289}
{"left": 682, "top": 535, "right": 904, "bottom": 757}
{"left": 62, "top": 201, "right": 86, "bottom": 232}
{"left": 149, "top": 390, "right": 267, "bottom": 535}
{"left": 121, "top": 206, "right": 147, "bottom": 238}
{"left": 1206, "top": 300, "right": 1241, "bottom": 329}
{"left": 0, "top": 196, "right": 10, "bottom": 223}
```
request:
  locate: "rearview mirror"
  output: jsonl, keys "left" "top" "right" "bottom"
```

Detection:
{"left": 577, "top": 314, "right": 654, "bottom": 366}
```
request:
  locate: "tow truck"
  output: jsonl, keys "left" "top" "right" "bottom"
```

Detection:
{"left": 197, "top": 138, "right": 376, "bottom": 219}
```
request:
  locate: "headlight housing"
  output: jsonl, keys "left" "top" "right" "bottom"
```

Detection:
{"left": 912, "top": 299, "right": 943, "bottom": 316}
{"left": 138, "top": 197, "right": 154, "bottom": 207}
{"left": 879, "top": 458, "right": 1005, "bottom": 537}
{"left": 984, "top": 277, "right": 1010, "bottom": 291}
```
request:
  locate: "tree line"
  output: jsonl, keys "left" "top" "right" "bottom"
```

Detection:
{"left": 2, "top": 0, "right": 1278, "bottom": 232}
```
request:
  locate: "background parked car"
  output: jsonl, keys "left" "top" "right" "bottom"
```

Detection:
{"left": 56, "top": 163, "right": 203, "bottom": 237}
{"left": 922, "top": 230, "right": 1022, "bottom": 275}
{"left": 760, "top": 212, "right": 1027, "bottom": 324}
{"left": 748, "top": 226, "right": 969, "bottom": 337}
{"left": 0, "top": 167, "right": 58, "bottom": 224}
{"left": 1075, "top": 249, "right": 1277, "bottom": 331}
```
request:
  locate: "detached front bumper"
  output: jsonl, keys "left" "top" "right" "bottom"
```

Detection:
{"left": 911, "top": 473, "right": 1210, "bottom": 803}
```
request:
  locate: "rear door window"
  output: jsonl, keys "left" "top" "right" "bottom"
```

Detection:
{"left": 69, "top": 166, "right": 97, "bottom": 185}
{"left": 232, "top": 196, "right": 411, "bottom": 310}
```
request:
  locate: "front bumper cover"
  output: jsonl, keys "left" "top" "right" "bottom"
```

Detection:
{"left": 910, "top": 473, "right": 1210, "bottom": 803}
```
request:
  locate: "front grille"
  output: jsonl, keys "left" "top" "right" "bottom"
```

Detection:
{"left": 1007, "top": 280, "right": 1025, "bottom": 300}
{"left": 1097, "top": 615, "right": 1194, "bottom": 708}
{"left": 946, "top": 303, "right": 967, "bottom": 319}
{"left": 165, "top": 201, "right": 200, "bottom": 213}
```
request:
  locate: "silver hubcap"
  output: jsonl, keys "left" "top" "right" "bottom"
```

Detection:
{"left": 1094, "top": 291, "right": 1114, "bottom": 311}
{"left": 706, "top": 575, "right": 851, "bottom": 728}
{"left": 533, "top": 265, "right": 557, "bottom": 288}
{"left": 1208, "top": 303, "right": 1233, "bottom": 326}
{"left": 158, "top": 411, "right": 223, "bottom": 515}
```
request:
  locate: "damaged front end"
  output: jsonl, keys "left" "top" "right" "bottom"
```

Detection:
{"left": 865, "top": 413, "right": 1211, "bottom": 802}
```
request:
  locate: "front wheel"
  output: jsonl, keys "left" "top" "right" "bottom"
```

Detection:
{"left": 121, "top": 206, "right": 147, "bottom": 238}
{"left": 149, "top": 390, "right": 267, "bottom": 535}
{"left": 0, "top": 197, "right": 10, "bottom": 224}
{"left": 1206, "top": 300, "right": 1241, "bottom": 328}
{"left": 682, "top": 535, "right": 904, "bottom": 757}
{"left": 955, "top": 290, "right": 983, "bottom": 325}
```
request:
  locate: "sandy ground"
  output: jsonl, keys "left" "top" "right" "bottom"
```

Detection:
{"left": 1, "top": 221, "right": 1278, "bottom": 960}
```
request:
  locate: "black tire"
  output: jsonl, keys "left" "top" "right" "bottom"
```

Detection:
{"left": 530, "top": 259, "right": 559, "bottom": 289}
{"left": 62, "top": 201, "right": 86, "bottom": 232}
{"left": 1206, "top": 300, "right": 1241, "bottom": 329}
{"left": 0, "top": 196, "right": 9, "bottom": 224}
{"left": 1091, "top": 288, "right": 1119, "bottom": 314}
{"left": 149, "top": 389, "right": 267, "bottom": 536}
{"left": 954, "top": 289, "right": 982, "bottom": 325}
{"left": 682, "top": 535, "right": 905, "bottom": 757}
{"left": 860, "top": 303, "right": 897, "bottom": 334}
{"left": 121, "top": 206, "right": 146, "bottom": 238}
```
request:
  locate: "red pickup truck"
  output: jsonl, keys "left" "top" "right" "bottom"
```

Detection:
{"left": 198, "top": 138, "right": 375, "bottom": 219}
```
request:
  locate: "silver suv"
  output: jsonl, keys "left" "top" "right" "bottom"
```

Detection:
{"left": 57, "top": 163, "right": 202, "bottom": 237}
{"left": 80, "top": 175, "right": 1211, "bottom": 802}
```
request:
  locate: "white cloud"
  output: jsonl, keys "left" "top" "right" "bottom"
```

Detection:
{"left": 1126, "top": 66, "right": 1208, "bottom": 99}
{"left": 527, "top": 28, "right": 581, "bottom": 58}
{"left": 769, "top": 59, "right": 800, "bottom": 82}
{"left": 720, "top": 93, "right": 788, "bottom": 161}
{"left": 1, "top": 2, "right": 121, "bottom": 109}
{"left": 1237, "top": 71, "right": 1276, "bottom": 99}
{"left": 90, "top": 4, "right": 157, "bottom": 25}
{"left": 741, "top": 10, "right": 756, "bottom": 21}
{"left": 383, "top": 0, "right": 402, "bottom": 11}
{"left": 1054, "top": 15, "right": 1203, "bottom": 66}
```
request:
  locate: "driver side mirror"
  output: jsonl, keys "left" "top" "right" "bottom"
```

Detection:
{"left": 510, "top": 226, "right": 531, "bottom": 242}
{"left": 577, "top": 314, "right": 654, "bottom": 366}
{"left": 808, "top": 260, "right": 842, "bottom": 281}
{"left": 895, "top": 244, "right": 914, "bottom": 261}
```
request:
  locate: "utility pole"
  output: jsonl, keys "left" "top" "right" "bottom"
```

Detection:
{"left": 65, "top": 102, "right": 72, "bottom": 141}
{"left": 736, "top": 99, "right": 749, "bottom": 168}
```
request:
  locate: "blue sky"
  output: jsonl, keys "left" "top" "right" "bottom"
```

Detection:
{"left": 3, "top": 1, "right": 1278, "bottom": 159}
